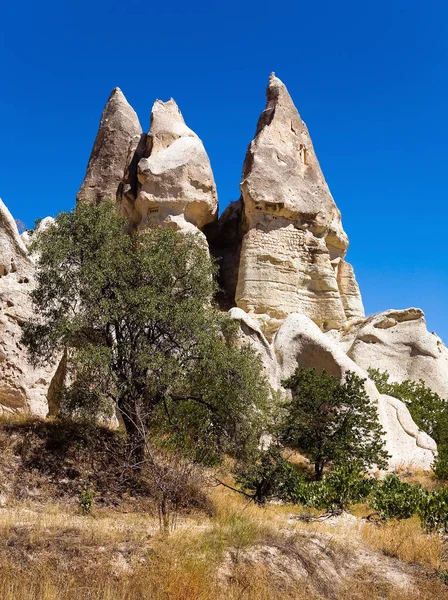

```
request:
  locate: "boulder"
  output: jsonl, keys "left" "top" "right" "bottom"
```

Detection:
{"left": 77, "top": 88, "right": 143, "bottom": 205}
{"left": 343, "top": 308, "right": 448, "bottom": 400}
{"left": 232, "top": 74, "right": 363, "bottom": 333}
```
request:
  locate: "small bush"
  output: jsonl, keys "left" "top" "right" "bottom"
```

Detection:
{"left": 370, "top": 475, "right": 423, "bottom": 520}
{"left": 417, "top": 487, "right": 448, "bottom": 533}
{"left": 237, "top": 454, "right": 375, "bottom": 512}
{"left": 235, "top": 446, "right": 302, "bottom": 505}
{"left": 79, "top": 486, "right": 95, "bottom": 514}
{"left": 433, "top": 445, "right": 448, "bottom": 481}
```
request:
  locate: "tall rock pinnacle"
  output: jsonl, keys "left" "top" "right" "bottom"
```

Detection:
{"left": 124, "top": 98, "right": 218, "bottom": 234}
{"left": 77, "top": 88, "right": 143, "bottom": 205}
{"left": 233, "top": 73, "right": 364, "bottom": 332}
{"left": 0, "top": 198, "right": 31, "bottom": 277}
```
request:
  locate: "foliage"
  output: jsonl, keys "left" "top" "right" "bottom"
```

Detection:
{"left": 78, "top": 485, "right": 95, "bottom": 514}
{"left": 281, "top": 368, "right": 389, "bottom": 479}
{"left": 237, "top": 452, "right": 374, "bottom": 511}
{"left": 368, "top": 368, "right": 448, "bottom": 441}
{"left": 369, "top": 475, "right": 423, "bottom": 520}
{"left": 433, "top": 445, "right": 448, "bottom": 481}
{"left": 417, "top": 488, "right": 448, "bottom": 533}
{"left": 235, "top": 446, "right": 301, "bottom": 505}
{"left": 368, "top": 368, "right": 448, "bottom": 480}
{"left": 22, "top": 202, "right": 270, "bottom": 467}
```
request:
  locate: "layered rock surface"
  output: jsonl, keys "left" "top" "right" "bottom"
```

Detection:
{"left": 125, "top": 99, "right": 218, "bottom": 235}
{"left": 0, "top": 202, "right": 58, "bottom": 416}
{"left": 1, "top": 77, "right": 446, "bottom": 470}
{"left": 77, "top": 88, "right": 143, "bottom": 205}
{"left": 340, "top": 308, "right": 448, "bottom": 400}
{"left": 222, "top": 74, "right": 365, "bottom": 333}
{"left": 230, "top": 310, "right": 436, "bottom": 470}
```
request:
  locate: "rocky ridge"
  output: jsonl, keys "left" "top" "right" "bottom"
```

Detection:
{"left": 1, "top": 74, "right": 446, "bottom": 470}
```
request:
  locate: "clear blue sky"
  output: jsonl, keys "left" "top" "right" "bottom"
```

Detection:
{"left": 1, "top": 1, "right": 447, "bottom": 342}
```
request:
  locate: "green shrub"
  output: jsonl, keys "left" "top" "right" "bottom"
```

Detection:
{"left": 237, "top": 454, "right": 375, "bottom": 512}
{"left": 433, "top": 445, "right": 448, "bottom": 481}
{"left": 235, "top": 446, "right": 303, "bottom": 505}
{"left": 318, "top": 464, "right": 376, "bottom": 511}
{"left": 282, "top": 368, "right": 389, "bottom": 479}
{"left": 79, "top": 486, "right": 95, "bottom": 514}
{"left": 370, "top": 475, "right": 423, "bottom": 520}
{"left": 417, "top": 488, "right": 448, "bottom": 533}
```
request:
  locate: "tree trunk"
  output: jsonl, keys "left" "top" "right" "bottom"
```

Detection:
{"left": 315, "top": 461, "right": 325, "bottom": 481}
{"left": 118, "top": 399, "right": 146, "bottom": 471}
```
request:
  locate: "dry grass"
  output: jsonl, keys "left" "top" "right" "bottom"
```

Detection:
{"left": 1, "top": 422, "right": 448, "bottom": 599}
{"left": 393, "top": 464, "right": 439, "bottom": 490}
{"left": 360, "top": 517, "right": 447, "bottom": 570}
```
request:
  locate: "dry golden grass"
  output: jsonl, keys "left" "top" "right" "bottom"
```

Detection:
{"left": 338, "top": 565, "right": 448, "bottom": 600}
{"left": 1, "top": 446, "right": 448, "bottom": 600}
{"left": 360, "top": 517, "right": 446, "bottom": 570}
{"left": 1, "top": 494, "right": 448, "bottom": 600}
{"left": 393, "top": 464, "right": 439, "bottom": 490}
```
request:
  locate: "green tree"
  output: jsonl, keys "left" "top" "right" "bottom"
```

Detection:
{"left": 281, "top": 368, "right": 389, "bottom": 480}
{"left": 22, "top": 202, "right": 270, "bottom": 468}
{"left": 368, "top": 368, "right": 448, "bottom": 480}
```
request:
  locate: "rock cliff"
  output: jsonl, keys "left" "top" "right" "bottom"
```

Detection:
{"left": 212, "top": 74, "right": 364, "bottom": 334}
{"left": 0, "top": 201, "right": 58, "bottom": 416}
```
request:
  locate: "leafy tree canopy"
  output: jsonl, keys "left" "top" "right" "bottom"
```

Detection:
{"left": 281, "top": 368, "right": 389, "bottom": 479}
{"left": 22, "top": 202, "right": 270, "bottom": 467}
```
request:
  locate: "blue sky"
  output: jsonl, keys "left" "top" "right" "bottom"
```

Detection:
{"left": 1, "top": 1, "right": 447, "bottom": 341}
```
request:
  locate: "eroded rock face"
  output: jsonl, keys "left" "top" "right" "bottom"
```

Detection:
{"left": 0, "top": 199, "right": 32, "bottom": 277}
{"left": 233, "top": 74, "right": 364, "bottom": 333}
{"left": 0, "top": 201, "right": 58, "bottom": 416}
{"left": 343, "top": 308, "right": 448, "bottom": 400}
{"left": 77, "top": 88, "right": 143, "bottom": 205}
{"left": 123, "top": 99, "right": 218, "bottom": 235}
{"left": 231, "top": 310, "right": 436, "bottom": 470}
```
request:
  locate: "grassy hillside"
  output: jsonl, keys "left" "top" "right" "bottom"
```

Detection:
{"left": 0, "top": 419, "right": 447, "bottom": 600}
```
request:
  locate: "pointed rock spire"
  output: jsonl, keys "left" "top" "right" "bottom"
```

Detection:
{"left": 234, "top": 74, "right": 363, "bottom": 333}
{"left": 77, "top": 88, "right": 143, "bottom": 205}
{"left": 0, "top": 198, "right": 31, "bottom": 277}
{"left": 131, "top": 98, "right": 218, "bottom": 233}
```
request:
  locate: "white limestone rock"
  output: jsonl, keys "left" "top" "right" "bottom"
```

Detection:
{"left": 230, "top": 308, "right": 436, "bottom": 470}
{"left": 272, "top": 313, "right": 435, "bottom": 470}
{"left": 77, "top": 88, "right": 143, "bottom": 205}
{"left": 127, "top": 99, "right": 218, "bottom": 235}
{"left": 234, "top": 74, "right": 364, "bottom": 333}
{"left": 0, "top": 198, "right": 31, "bottom": 277}
{"left": 343, "top": 308, "right": 448, "bottom": 400}
{"left": 0, "top": 201, "right": 58, "bottom": 416}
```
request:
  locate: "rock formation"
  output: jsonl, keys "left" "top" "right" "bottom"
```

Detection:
{"left": 212, "top": 74, "right": 364, "bottom": 334}
{"left": 77, "top": 88, "right": 143, "bottom": 205}
{"left": 0, "top": 201, "right": 58, "bottom": 416}
{"left": 123, "top": 98, "right": 218, "bottom": 236}
{"left": 78, "top": 89, "right": 218, "bottom": 238}
{"left": 1, "top": 75, "right": 446, "bottom": 471}
{"left": 340, "top": 308, "right": 448, "bottom": 400}
{"left": 0, "top": 198, "right": 31, "bottom": 277}
{"left": 230, "top": 310, "right": 436, "bottom": 470}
